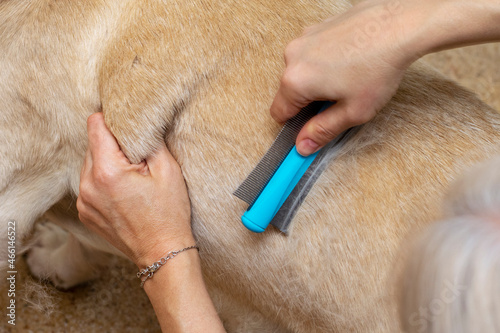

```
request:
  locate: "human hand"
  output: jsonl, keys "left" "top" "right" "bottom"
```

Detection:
{"left": 77, "top": 113, "right": 194, "bottom": 268}
{"left": 270, "top": 0, "right": 415, "bottom": 156}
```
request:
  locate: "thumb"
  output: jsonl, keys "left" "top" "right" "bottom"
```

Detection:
{"left": 295, "top": 103, "right": 354, "bottom": 156}
{"left": 145, "top": 141, "right": 179, "bottom": 177}
{"left": 270, "top": 82, "right": 311, "bottom": 124}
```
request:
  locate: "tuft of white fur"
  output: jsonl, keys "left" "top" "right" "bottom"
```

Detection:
{"left": 399, "top": 155, "right": 500, "bottom": 333}
{"left": 21, "top": 278, "right": 62, "bottom": 317}
{"left": 445, "top": 154, "right": 500, "bottom": 219}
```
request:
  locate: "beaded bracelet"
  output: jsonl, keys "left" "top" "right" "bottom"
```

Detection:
{"left": 136, "top": 245, "right": 199, "bottom": 288}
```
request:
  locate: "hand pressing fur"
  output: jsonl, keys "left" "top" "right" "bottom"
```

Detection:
{"left": 270, "top": 0, "right": 408, "bottom": 156}
{"left": 271, "top": 0, "right": 500, "bottom": 156}
{"left": 77, "top": 112, "right": 195, "bottom": 268}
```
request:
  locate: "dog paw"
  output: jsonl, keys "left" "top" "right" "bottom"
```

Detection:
{"left": 26, "top": 222, "right": 106, "bottom": 289}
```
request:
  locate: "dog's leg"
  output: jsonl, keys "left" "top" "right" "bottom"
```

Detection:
{"left": 0, "top": 102, "right": 86, "bottom": 273}
{"left": 97, "top": 1, "right": 213, "bottom": 163}
{"left": 25, "top": 195, "right": 125, "bottom": 289}
{"left": 0, "top": 0, "right": 116, "bottom": 284}
{"left": 97, "top": 0, "right": 280, "bottom": 163}
{"left": 0, "top": 168, "right": 69, "bottom": 271}
{"left": 26, "top": 221, "right": 115, "bottom": 290}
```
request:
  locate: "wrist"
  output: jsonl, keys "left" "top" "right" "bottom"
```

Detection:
{"left": 398, "top": 0, "right": 500, "bottom": 65}
{"left": 390, "top": 0, "right": 448, "bottom": 67}
{"left": 141, "top": 246, "right": 202, "bottom": 289}
{"left": 137, "top": 244, "right": 199, "bottom": 287}
{"left": 141, "top": 248, "right": 226, "bottom": 332}
{"left": 134, "top": 234, "right": 197, "bottom": 269}
{"left": 127, "top": 222, "right": 223, "bottom": 331}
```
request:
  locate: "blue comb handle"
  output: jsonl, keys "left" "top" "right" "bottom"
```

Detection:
{"left": 241, "top": 147, "right": 319, "bottom": 233}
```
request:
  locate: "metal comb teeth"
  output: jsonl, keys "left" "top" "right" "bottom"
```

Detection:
{"left": 233, "top": 101, "right": 325, "bottom": 206}
{"left": 269, "top": 125, "right": 361, "bottom": 234}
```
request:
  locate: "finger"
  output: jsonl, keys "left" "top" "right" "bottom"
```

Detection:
{"left": 76, "top": 194, "right": 107, "bottom": 231}
{"left": 82, "top": 148, "right": 92, "bottom": 173}
{"left": 79, "top": 149, "right": 93, "bottom": 194}
{"left": 270, "top": 88, "right": 300, "bottom": 124}
{"left": 86, "top": 113, "right": 124, "bottom": 162}
{"left": 295, "top": 103, "right": 355, "bottom": 156}
{"left": 270, "top": 70, "right": 313, "bottom": 124}
{"left": 145, "top": 141, "right": 179, "bottom": 177}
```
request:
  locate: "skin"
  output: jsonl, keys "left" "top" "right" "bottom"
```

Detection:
{"left": 77, "top": 113, "right": 225, "bottom": 332}
{"left": 77, "top": 0, "right": 500, "bottom": 330}
{"left": 271, "top": 0, "right": 500, "bottom": 156}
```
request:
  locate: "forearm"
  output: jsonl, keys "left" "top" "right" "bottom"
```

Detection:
{"left": 78, "top": 114, "right": 224, "bottom": 332}
{"left": 398, "top": 0, "right": 500, "bottom": 65}
{"left": 142, "top": 249, "right": 225, "bottom": 333}
{"left": 270, "top": 0, "right": 500, "bottom": 152}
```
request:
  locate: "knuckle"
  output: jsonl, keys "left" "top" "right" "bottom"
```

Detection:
{"left": 311, "top": 121, "right": 337, "bottom": 142}
{"left": 356, "top": 112, "right": 374, "bottom": 125}
{"left": 280, "top": 69, "right": 298, "bottom": 91}
{"left": 76, "top": 198, "right": 85, "bottom": 215}
{"left": 77, "top": 182, "right": 92, "bottom": 204}
{"left": 77, "top": 211, "right": 85, "bottom": 224}
{"left": 75, "top": 198, "right": 88, "bottom": 222}
{"left": 76, "top": 196, "right": 83, "bottom": 211}
{"left": 77, "top": 211, "right": 90, "bottom": 226}
{"left": 281, "top": 68, "right": 307, "bottom": 99}
{"left": 276, "top": 102, "right": 296, "bottom": 122}
{"left": 344, "top": 106, "right": 376, "bottom": 126}
{"left": 92, "top": 165, "right": 117, "bottom": 186}
{"left": 283, "top": 39, "right": 302, "bottom": 61}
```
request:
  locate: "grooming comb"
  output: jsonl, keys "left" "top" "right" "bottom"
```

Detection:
{"left": 234, "top": 101, "right": 361, "bottom": 233}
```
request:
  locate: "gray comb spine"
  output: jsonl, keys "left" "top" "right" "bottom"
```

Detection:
{"left": 233, "top": 101, "right": 325, "bottom": 206}
{"left": 270, "top": 125, "right": 362, "bottom": 234}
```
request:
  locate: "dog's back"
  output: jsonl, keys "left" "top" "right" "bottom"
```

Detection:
{"left": 1, "top": 0, "right": 500, "bottom": 331}
{"left": 178, "top": 65, "right": 500, "bottom": 331}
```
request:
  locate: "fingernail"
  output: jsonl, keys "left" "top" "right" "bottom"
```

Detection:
{"left": 297, "top": 139, "right": 319, "bottom": 156}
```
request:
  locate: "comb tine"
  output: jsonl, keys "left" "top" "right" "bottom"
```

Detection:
{"left": 233, "top": 102, "right": 325, "bottom": 205}
{"left": 270, "top": 126, "right": 361, "bottom": 233}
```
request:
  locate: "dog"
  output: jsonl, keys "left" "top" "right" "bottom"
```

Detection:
{"left": 399, "top": 155, "right": 500, "bottom": 333}
{"left": 1, "top": 0, "right": 500, "bottom": 331}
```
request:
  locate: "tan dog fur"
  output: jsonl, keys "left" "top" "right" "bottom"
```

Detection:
{"left": 1, "top": 0, "right": 500, "bottom": 331}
